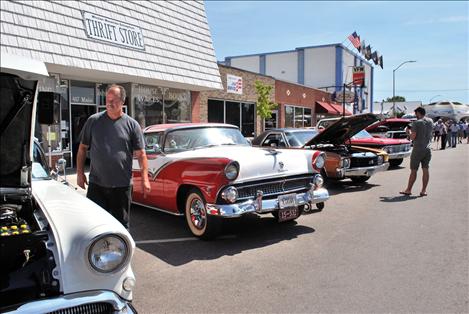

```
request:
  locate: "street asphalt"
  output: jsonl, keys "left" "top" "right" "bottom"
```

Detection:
{"left": 72, "top": 144, "right": 469, "bottom": 313}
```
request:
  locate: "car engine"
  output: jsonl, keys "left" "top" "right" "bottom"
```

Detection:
{"left": 0, "top": 198, "right": 60, "bottom": 309}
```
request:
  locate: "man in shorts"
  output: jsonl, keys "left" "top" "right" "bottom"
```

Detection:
{"left": 400, "top": 107, "right": 434, "bottom": 197}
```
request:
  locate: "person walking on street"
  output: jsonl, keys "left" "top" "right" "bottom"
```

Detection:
{"left": 458, "top": 121, "right": 464, "bottom": 144}
{"left": 76, "top": 84, "right": 151, "bottom": 228}
{"left": 440, "top": 120, "right": 448, "bottom": 150}
{"left": 449, "top": 121, "right": 459, "bottom": 148}
{"left": 433, "top": 119, "right": 443, "bottom": 149}
{"left": 400, "top": 107, "right": 434, "bottom": 197}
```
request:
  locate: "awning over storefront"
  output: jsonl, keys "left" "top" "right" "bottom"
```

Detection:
{"left": 316, "top": 101, "right": 338, "bottom": 115}
{"left": 330, "top": 103, "right": 353, "bottom": 116}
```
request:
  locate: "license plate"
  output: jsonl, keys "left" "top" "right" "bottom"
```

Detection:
{"left": 278, "top": 208, "right": 300, "bottom": 222}
{"left": 278, "top": 193, "right": 297, "bottom": 209}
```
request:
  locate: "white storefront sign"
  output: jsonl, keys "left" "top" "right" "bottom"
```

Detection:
{"left": 82, "top": 11, "right": 145, "bottom": 50}
{"left": 226, "top": 74, "right": 243, "bottom": 94}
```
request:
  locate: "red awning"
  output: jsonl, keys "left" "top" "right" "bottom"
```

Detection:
{"left": 316, "top": 101, "right": 338, "bottom": 115}
{"left": 330, "top": 103, "right": 352, "bottom": 116}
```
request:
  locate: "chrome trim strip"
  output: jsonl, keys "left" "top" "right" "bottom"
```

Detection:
{"left": 345, "top": 162, "right": 389, "bottom": 177}
{"left": 234, "top": 175, "right": 313, "bottom": 189}
{"left": 132, "top": 201, "right": 184, "bottom": 216}
{"left": 388, "top": 151, "right": 411, "bottom": 159}
{"left": 237, "top": 186, "right": 309, "bottom": 200}
{"left": 4, "top": 290, "right": 136, "bottom": 314}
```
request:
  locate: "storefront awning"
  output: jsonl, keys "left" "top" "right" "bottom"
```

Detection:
{"left": 316, "top": 101, "right": 338, "bottom": 115}
{"left": 330, "top": 103, "right": 353, "bottom": 116}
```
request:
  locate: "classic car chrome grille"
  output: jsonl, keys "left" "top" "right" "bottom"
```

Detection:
{"left": 235, "top": 175, "right": 312, "bottom": 200}
{"left": 48, "top": 302, "right": 113, "bottom": 314}
{"left": 386, "top": 144, "right": 412, "bottom": 153}
{"left": 350, "top": 156, "right": 379, "bottom": 168}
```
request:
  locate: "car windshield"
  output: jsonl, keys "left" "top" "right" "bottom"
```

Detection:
{"left": 163, "top": 127, "right": 249, "bottom": 153}
{"left": 352, "top": 130, "right": 373, "bottom": 139}
{"left": 286, "top": 130, "right": 318, "bottom": 147}
{"left": 32, "top": 143, "right": 50, "bottom": 180}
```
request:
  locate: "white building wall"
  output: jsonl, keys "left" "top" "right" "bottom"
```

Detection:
{"left": 265, "top": 52, "right": 297, "bottom": 83}
{"left": 0, "top": 0, "right": 222, "bottom": 90}
{"left": 303, "top": 46, "right": 335, "bottom": 88}
{"left": 364, "top": 63, "right": 372, "bottom": 109}
{"left": 342, "top": 50, "right": 355, "bottom": 85}
{"left": 230, "top": 56, "right": 260, "bottom": 73}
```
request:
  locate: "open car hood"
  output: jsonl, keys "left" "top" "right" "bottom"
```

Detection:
{"left": 305, "top": 113, "right": 378, "bottom": 146}
{"left": 0, "top": 54, "right": 48, "bottom": 189}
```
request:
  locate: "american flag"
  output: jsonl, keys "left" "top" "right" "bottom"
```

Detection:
{"left": 235, "top": 78, "right": 242, "bottom": 92}
{"left": 348, "top": 32, "right": 361, "bottom": 49}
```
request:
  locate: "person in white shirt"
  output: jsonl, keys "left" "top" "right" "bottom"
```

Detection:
{"left": 449, "top": 121, "right": 459, "bottom": 147}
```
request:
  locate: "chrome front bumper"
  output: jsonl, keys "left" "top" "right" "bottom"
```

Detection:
{"left": 5, "top": 290, "right": 136, "bottom": 314}
{"left": 388, "top": 151, "right": 411, "bottom": 159}
{"left": 207, "top": 188, "right": 329, "bottom": 218}
{"left": 345, "top": 162, "right": 389, "bottom": 177}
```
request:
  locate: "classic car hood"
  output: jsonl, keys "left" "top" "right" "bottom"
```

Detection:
{"left": 32, "top": 179, "right": 135, "bottom": 298}
{"left": 0, "top": 54, "right": 48, "bottom": 189}
{"left": 168, "top": 145, "right": 315, "bottom": 182}
{"left": 305, "top": 113, "right": 378, "bottom": 146}
{"left": 366, "top": 119, "right": 411, "bottom": 132}
{"left": 351, "top": 137, "right": 410, "bottom": 146}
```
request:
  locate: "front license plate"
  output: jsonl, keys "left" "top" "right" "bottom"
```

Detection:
{"left": 278, "top": 193, "right": 297, "bottom": 209}
{"left": 278, "top": 208, "right": 300, "bottom": 222}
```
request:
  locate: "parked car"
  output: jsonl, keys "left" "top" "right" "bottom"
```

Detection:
{"left": 351, "top": 130, "right": 412, "bottom": 167}
{"left": 1, "top": 54, "right": 136, "bottom": 313}
{"left": 132, "top": 123, "right": 329, "bottom": 239}
{"left": 253, "top": 114, "right": 389, "bottom": 184}
{"left": 317, "top": 117, "right": 412, "bottom": 167}
{"left": 366, "top": 118, "right": 411, "bottom": 139}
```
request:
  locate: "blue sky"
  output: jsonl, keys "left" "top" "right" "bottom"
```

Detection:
{"left": 205, "top": 1, "right": 469, "bottom": 104}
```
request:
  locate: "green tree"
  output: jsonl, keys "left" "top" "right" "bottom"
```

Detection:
{"left": 385, "top": 96, "right": 406, "bottom": 102}
{"left": 255, "top": 80, "right": 278, "bottom": 125}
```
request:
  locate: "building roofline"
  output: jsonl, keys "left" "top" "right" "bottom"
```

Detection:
{"left": 224, "top": 42, "right": 374, "bottom": 67}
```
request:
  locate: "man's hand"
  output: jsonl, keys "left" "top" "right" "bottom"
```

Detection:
{"left": 77, "top": 172, "right": 88, "bottom": 189}
{"left": 142, "top": 178, "right": 151, "bottom": 198}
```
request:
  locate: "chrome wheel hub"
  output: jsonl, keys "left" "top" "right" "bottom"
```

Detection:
{"left": 190, "top": 199, "right": 206, "bottom": 230}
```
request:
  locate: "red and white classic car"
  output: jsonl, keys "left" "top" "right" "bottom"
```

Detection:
{"left": 132, "top": 123, "right": 328, "bottom": 239}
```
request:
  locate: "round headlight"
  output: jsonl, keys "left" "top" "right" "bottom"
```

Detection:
{"left": 88, "top": 235, "right": 129, "bottom": 273}
{"left": 313, "top": 174, "right": 324, "bottom": 188}
{"left": 377, "top": 155, "right": 384, "bottom": 165}
{"left": 224, "top": 162, "right": 239, "bottom": 180}
{"left": 315, "top": 155, "right": 325, "bottom": 169}
{"left": 342, "top": 158, "right": 351, "bottom": 169}
{"left": 221, "top": 186, "right": 238, "bottom": 203}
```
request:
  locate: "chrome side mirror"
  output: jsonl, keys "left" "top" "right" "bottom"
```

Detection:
{"left": 55, "top": 158, "right": 67, "bottom": 183}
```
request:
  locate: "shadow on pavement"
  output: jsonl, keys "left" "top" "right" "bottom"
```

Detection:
{"left": 326, "top": 180, "right": 380, "bottom": 196}
{"left": 129, "top": 204, "right": 315, "bottom": 266}
{"left": 379, "top": 195, "right": 419, "bottom": 202}
{"left": 386, "top": 165, "right": 406, "bottom": 171}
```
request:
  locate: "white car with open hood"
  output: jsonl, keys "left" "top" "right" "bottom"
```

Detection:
{"left": 0, "top": 54, "right": 136, "bottom": 313}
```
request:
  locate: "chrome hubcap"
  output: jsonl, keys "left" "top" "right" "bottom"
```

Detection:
{"left": 190, "top": 198, "right": 206, "bottom": 230}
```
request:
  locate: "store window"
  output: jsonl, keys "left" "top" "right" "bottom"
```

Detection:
{"left": 264, "top": 110, "right": 278, "bottom": 130}
{"left": 70, "top": 81, "right": 95, "bottom": 104}
{"left": 207, "top": 99, "right": 224, "bottom": 123}
{"left": 285, "top": 105, "right": 313, "bottom": 128}
{"left": 133, "top": 85, "right": 191, "bottom": 128}
{"left": 207, "top": 99, "right": 256, "bottom": 137}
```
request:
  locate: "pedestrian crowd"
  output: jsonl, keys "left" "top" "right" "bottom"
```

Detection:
{"left": 432, "top": 119, "right": 468, "bottom": 150}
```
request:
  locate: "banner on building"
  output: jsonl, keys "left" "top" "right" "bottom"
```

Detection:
{"left": 352, "top": 66, "right": 365, "bottom": 87}
{"left": 226, "top": 74, "right": 243, "bottom": 94}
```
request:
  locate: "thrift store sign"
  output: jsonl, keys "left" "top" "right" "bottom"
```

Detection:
{"left": 83, "top": 11, "right": 145, "bottom": 50}
{"left": 226, "top": 74, "right": 243, "bottom": 94}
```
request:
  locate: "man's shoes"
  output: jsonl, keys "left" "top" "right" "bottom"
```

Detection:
{"left": 419, "top": 192, "right": 427, "bottom": 197}
{"left": 399, "top": 191, "right": 412, "bottom": 196}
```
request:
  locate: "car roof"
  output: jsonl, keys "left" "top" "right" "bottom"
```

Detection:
{"left": 264, "top": 128, "right": 316, "bottom": 133}
{"left": 143, "top": 123, "right": 237, "bottom": 133}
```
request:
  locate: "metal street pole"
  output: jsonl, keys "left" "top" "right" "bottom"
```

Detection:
{"left": 392, "top": 60, "right": 417, "bottom": 117}
{"left": 343, "top": 83, "right": 346, "bottom": 117}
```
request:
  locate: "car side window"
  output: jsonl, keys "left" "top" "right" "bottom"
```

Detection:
{"left": 262, "top": 134, "right": 286, "bottom": 148}
{"left": 144, "top": 132, "right": 162, "bottom": 154}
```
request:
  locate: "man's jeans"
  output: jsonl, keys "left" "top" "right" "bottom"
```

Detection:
{"left": 451, "top": 132, "right": 457, "bottom": 147}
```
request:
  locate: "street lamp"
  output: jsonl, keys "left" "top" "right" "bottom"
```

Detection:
{"left": 429, "top": 94, "right": 442, "bottom": 104}
{"left": 392, "top": 60, "right": 416, "bottom": 117}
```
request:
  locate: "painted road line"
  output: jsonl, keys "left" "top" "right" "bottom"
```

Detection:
{"left": 135, "top": 235, "right": 236, "bottom": 244}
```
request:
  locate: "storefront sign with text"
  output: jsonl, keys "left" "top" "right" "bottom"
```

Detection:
{"left": 82, "top": 11, "right": 145, "bottom": 50}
